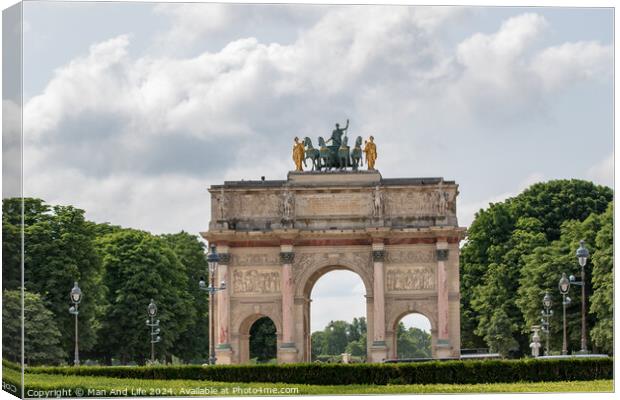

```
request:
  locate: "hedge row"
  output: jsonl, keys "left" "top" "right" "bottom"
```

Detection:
{"left": 27, "top": 358, "right": 612, "bottom": 386}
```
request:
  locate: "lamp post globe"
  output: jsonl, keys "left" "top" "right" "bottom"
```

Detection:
{"left": 576, "top": 240, "right": 589, "bottom": 267}
{"left": 542, "top": 292, "right": 552, "bottom": 309}
{"left": 558, "top": 273, "right": 570, "bottom": 295}
{"left": 147, "top": 299, "right": 158, "bottom": 318}
{"left": 207, "top": 244, "right": 220, "bottom": 274}
{"left": 70, "top": 282, "right": 82, "bottom": 304}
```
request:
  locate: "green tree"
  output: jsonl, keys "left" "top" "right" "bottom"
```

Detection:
{"left": 249, "top": 317, "right": 277, "bottom": 362}
{"left": 396, "top": 322, "right": 431, "bottom": 359}
{"left": 96, "top": 229, "right": 194, "bottom": 364}
{"left": 324, "top": 320, "right": 350, "bottom": 355}
{"left": 347, "top": 317, "right": 367, "bottom": 342}
{"left": 2, "top": 199, "right": 22, "bottom": 291}
{"left": 517, "top": 208, "right": 606, "bottom": 354}
{"left": 590, "top": 203, "right": 613, "bottom": 354}
{"left": 3, "top": 198, "right": 60, "bottom": 292}
{"left": 344, "top": 317, "right": 367, "bottom": 358}
{"left": 460, "top": 202, "right": 514, "bottom": 348}
{"left": 485, "top": 308, "right": 518, "bottom": 357}
{"left": 311, "top": 331, "right": 327, "bottom": 359}
{"left": 3, "top": 290, "right": 65, "bottom": 365}
{"left": 16, "top": 200, "right": 106, "bottom": 361}
{"left": 312, "top": 318, "right": 368, "bottom": 358}
{"left": 461, "top": 180, "right": 612, "bottom": 351}
{"left": 471, "top": 218, "right": 547, "bottom": 352}
{"left": 160, "top": 232, "right": 209, "bottom": 363}
{"left": 345, "top": 334, "right": 367, "bottom": 357}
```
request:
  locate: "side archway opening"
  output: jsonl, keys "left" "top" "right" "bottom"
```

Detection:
{"left": 394, "top": 313, "right": 432, "bottom": 359}
{"left": 249, "top": 316, "right": 277, "bottom": 364}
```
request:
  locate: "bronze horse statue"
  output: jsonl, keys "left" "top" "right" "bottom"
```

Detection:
{"left": 350, "top": 136, "right": 363, "bottom": 170}
{"left": 318, "top": 137, "right": 333, "bottom": 171}
{"left": 303, "top": 137, "right": 320, "bottom": 171}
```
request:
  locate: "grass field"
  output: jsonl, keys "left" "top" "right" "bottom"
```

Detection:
{"left": 4, "top": 371, "right": 612, "bottom": 397}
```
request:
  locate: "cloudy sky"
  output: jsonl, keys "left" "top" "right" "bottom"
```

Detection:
{"left": 14, "top": 3, "right": 614, "bottom": 331}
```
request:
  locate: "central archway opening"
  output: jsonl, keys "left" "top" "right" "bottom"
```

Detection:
{"left": 249, "top": 317, "right": 277, "bottom": 364}
{"left": 307, "top": 269, "right": 368, "bottom": 362}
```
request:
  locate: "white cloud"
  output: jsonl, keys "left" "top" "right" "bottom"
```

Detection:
{"left": 24, "top": 167, "right": 212, "bottom": 235}
{"left": 451, "top": 13, "right": 611, "bottom": 125}
{"left": 457, "top": 13, "right": 548, "bottom": 69}
{"left": 24, "top": 35, "right": 132, "bottom": 139}
{"left": 21, "top": 7, "right": 613, "bottom": 235}
{"left": 587, "top": 153, "right": 613, "bottom": 188}
{"left": 2, "top": 100, "right": 22, "bottom": 198}
{"left": 531, "top": 41, "right": 613, "bottom": 91}
{"left": 458, "top": 172, "right": 545, "bottom": 228}
{"left": 153, "top": 3, "right": 237, "bottom": 48}
{"left": 26, "top": 9, "right": 612, "bottom": 144}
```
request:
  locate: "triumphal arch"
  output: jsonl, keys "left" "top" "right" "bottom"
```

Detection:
{"left": 202, "top": 168, "right": 465, "bottom": 364}
{"left": 203, "top": 127, "right": 464, "bottom": 363}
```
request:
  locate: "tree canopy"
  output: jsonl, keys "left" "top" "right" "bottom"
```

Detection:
{"left": 2, "top": 198, "right": 107, "bottom": 361}
{"left": 461, "top": 180, "right": 613, "bottom": 354}
{"left": 2, "top": 198, "right": 209, "bottom": 365}
{"left": 3, "top": 290, "right": 65, "bottom": 365}
{"left": 96, "top": 229, "right": 195, "bottom": 364}
{"left": 396, "top": 322, "right": 431, "bottom": 359}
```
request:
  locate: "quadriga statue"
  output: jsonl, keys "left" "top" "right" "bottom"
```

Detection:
{"left": 291, "top": 120, "right": 376, "bottom": 171}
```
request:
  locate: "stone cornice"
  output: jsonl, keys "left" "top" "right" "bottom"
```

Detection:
{"left": 201, "top": 226, "right": 467, "bottom": 248}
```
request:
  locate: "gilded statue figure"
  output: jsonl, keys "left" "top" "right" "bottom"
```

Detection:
{"left": 363, "top": 136, "right": 377, "bottom": 170}
{"left": 292, "top": 137, "right": 305, "bottom": 171}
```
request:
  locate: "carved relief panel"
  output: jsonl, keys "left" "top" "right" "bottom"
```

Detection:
{"left": 384, "top": 189, "right": 456, "bottom": 217}
{"left": 230, "top": 253, "right": 280, "bottom": 266}
{"left": 231, "top": 268, "right": 281, "bottom": 295}
{"left": 385, "top": 246, "right": 437, "bottom": 292}
{"left": 385, "top": 265, "right": 435, "bottom": 291}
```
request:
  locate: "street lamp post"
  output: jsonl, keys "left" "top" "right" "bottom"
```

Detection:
{"left": 68, "top": 282, "right": 82, "bottom": 366}
{"left": 571, "top": 240, "right": 590, "bottom": 354}
{"left": 146, "top": 299, "right": 161, "bottom": 363}
{"left": 199, "top": 244, "right": 227, "bottom": 365}
{"left": 541, "top": 292, "right": 553, "bottom": 356}
{"left": 558, "top": 273, "right": 571, "bottom": 355}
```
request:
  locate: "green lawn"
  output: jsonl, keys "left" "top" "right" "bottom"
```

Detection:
{"left": 6, "top": 372, "right": 612, "bottom": 397}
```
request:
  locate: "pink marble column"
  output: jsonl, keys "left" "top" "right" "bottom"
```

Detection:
{"left": 217, "top": 260, "right": 230, "bottom": 345}
{"left": 370, "top": 241, "right": 388, "bottom": 362}
{"left": 372, "top": 251, "right": 386, "bottom": 343}
{"left": 281, "top": 257, "right": 295, "bottom": 344}
{"left": 215, "top": 250, "right": 233, "bottom": 364}
{"left": 279, "top": 247, "right": 297, "bottom": 363}
{"left": 436, "top": 240, "right": 450, "bottom": 351}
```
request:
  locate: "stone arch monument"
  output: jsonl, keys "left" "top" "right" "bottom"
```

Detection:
{"left": 202, "top": 170, "right": 465, "bottom": 364}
